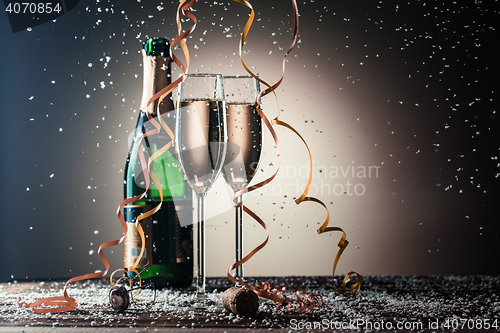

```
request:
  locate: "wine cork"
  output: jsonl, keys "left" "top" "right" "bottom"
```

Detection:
{"left": 221, "top": 286, "right": 259, "bottom": 316}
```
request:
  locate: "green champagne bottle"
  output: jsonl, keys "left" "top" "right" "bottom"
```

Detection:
{"left": 123, "top": 37, "right": 193, "bottom": 289}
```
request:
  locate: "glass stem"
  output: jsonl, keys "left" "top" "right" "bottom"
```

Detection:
{"left": 196, "top": 192, "right": 206, "bottom": 297}
{"left": 235, "top": 194, "right": 244, "bottom": 282}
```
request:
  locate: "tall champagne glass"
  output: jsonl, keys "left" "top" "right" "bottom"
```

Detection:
{"left": 221, "top": 76, "right": 262, "bottom": 282}
{"left": 175, "top": 74, "right": 226, "bottom": 302}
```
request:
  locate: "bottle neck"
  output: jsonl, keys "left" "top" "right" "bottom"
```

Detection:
{"left": 140, "top": 49, "right": 173, "bottom": 116}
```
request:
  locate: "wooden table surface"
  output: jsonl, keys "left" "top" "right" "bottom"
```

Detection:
{"left": 1, "top": 275, "right": 499, "bottom": 332}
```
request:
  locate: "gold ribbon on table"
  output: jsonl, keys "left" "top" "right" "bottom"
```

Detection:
{"left": 18, "top": 0, "right": 198, "bottom": 313}
{"left": 226, "top": 0, "right": 361, "bottom": 308}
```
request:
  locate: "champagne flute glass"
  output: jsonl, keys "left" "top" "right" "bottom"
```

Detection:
{"left": 221, "top": 75, "right": 262, "bottom": 283}
{"left": 175, "top": 74, "right": 226, "bottom": 304}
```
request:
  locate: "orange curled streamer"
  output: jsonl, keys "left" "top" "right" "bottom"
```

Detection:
{"left": 16, "top": 214, "right": 129, "bottom": 313}
{"left": 224, "top": 0, "right": 322, "bottom": 314}
{"left": 18, "top": 0, "right": 198, "bottom": 314}
{"left": 111, "top": 0, "right": 198, "bottom": 290}
{"left": 226, "top": 0, "right": 361, "bottom": 310}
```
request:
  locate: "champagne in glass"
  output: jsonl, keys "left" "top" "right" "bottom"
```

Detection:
{"left": 221, "top": 76, "right": 262, "bottom": 282}
{"left": 175, "top": 74, "right": 226, "bottom": 304}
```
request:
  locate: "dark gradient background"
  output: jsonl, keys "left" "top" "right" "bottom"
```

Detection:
{"left": 0, "top": 0, "right": 498, "bottom": 282}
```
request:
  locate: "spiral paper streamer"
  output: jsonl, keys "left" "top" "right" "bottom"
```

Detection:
{"left": 17, "top": 0, "right": 198, "bottom": 314}
{"left": 225, "top": 0, "right": 361, "bottom": 313}
{"left": 112, "top": 0, "right": 199, "bottom": 298}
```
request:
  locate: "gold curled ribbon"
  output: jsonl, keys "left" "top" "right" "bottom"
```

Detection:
{"left": 226, "top": 0, "right": 361, "bottom": 310}
{"left": 18, "top": 0, "right": 197, "bottom": 313}
{"left": 224, "top": 0, "right": 321, "bottom": 314}
{"left": 110, "top": 0, "right": 197, "bottom": 290}
{"left": 17, "top": 226, "right": 127, "bottom": 313}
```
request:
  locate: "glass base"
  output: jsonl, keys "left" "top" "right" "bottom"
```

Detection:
{"left": 172, "top": 292, "right": 221, "bottom": 311}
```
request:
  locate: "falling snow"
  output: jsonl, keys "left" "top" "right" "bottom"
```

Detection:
{"left": 2, "top": 0, "right": 498, "bottom": 284}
